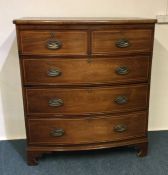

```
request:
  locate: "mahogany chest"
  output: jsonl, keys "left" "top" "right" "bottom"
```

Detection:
{"left": 13, "top": 17, "right": 156, "bottom": 165}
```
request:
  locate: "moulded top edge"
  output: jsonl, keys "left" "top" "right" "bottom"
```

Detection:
{"left": 13, "top": 17, "right": 157, "bottom": 25}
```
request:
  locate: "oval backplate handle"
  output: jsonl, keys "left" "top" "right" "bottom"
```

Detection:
{"left": 50, "top": 128, "right": 65, "bottom": 137}
{"left": 113, "top": 124, "right": 127, "bottom": 133}
{"left": 115, "top": 39, "right": 130, "bottom": 48}
{"left": 48, "top": 98, "right": 64, "bottom": 107}
{"left": 47, "top": 68, "right": 62, "bottom": 77}
{"left": 46, "top": 39, "right": 62, "bottom": 50}
{"left": 114, "top": 96, "right": 128, "bottom": 105}
{"left": 115, "top": 66, "right": 129, "bottom": 75}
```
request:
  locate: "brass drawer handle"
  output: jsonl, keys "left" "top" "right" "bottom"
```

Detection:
{"left": 48, "top": 98, "right": 64, "bottom": 107}
{"left": 115, "top": 96, "right": 128, "bottom": 105}
{"left": 50, "top": 128, "right": 65, "bottom": 137}
{"left": 115, "top": 66, "right": 129, "bottom": 75}
{"left": 115, "top": 39, "right": 130, "bottom": 48}
{"left": 47, "top": 68, "right": 62, "bottom": 77}
{"left": 113, "top": 124, "right": 127, "bottom": 133}
{"left": 46, "top": 39, "right": 62, "bottom": 50}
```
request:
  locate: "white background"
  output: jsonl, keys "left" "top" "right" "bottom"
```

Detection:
{"left": 0, "top": 0, "right": 168, "bottom": 140}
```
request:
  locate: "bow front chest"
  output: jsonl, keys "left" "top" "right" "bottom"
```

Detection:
{"left": 13, "top": 17, "right": 156, "bottom": 165}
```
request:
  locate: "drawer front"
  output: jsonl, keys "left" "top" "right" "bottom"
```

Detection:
{"left": 22, "top": 56, "right": 150, "bottom": 85}
{"left": 92, "top": 29, "right": 153, "bottom": 55}
{"left": 25, "top": 85, "right": 148, "bottom": 115}
{"left": 28, "top": 111, "right": 147, "bottom": 145}
{"left": 19, "top": 30, "right": 88, "bottom": 55}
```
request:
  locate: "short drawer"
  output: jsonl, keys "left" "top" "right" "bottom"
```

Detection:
{"left": 92, "top": 29, "right": 153, "bottom": 55}
{"left": 22, "top": 56, "right": 150, "bottom": 85}
{"left": 19, "top": 30, "right": 88, "bottom": 55}
{"left": 25, "top": 85, "right": 148, "bottom": 115}
{"left": 27, "top": 111, "right": 147, "bottom": 145}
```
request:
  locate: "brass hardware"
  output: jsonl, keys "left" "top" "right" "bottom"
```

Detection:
{"left": 46, "top": 32, "right": 62, "bottom": 50}
{"left": 50, "top": 128, "right": 65, "bottom": 137}
{"left": 47, "top": 40, "right": 62, "bottom": 50}
{"left": 47, "top": 68, "right": 62, "bottom": 77}
{"left": 115, "top": 66, "right": 129, "bottom": 75}
{"left": 115, "top": 39, "right": 130, "bottom": 48}
{"left": 113, "top": 124, "right": 127, "bottom": 133}
{"left": 48, "top": 98, "right": 64, "bottom": 107}
{"left": 115, "top": 96, "right": 128, "bottom": 105}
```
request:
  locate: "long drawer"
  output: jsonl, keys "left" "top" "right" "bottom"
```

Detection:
{"left": 19, "top": 30, "right": 88, "bottom": 55}
{"left": 22, "top": 56, "right": 150, "bottom": 85}
{"left": 92, "top": 29, "right": 153, "bottom": 55}
{"left": 25, "top": 84, "right": 148, "bottom": 115}
{"left": 27, "top": 111, "right": 147, "bottom": 145}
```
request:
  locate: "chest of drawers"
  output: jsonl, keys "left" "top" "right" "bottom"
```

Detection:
{"left": 13, "top": 17, "right": 156, "bottom": 165}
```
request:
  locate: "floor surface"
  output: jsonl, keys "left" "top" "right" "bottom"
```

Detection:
{"left": 0, "top": 131, "right": 168, "bottom": 175}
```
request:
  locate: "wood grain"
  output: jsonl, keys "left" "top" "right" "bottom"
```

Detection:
{"left": 13, "top": 17, "right": 157, "bottom": 25}
{"left": 92, "top": 29, "right": 153, "bottom": 55}
{"left": 20, "top": 30, "right": 88, "bottom": 55}
{"left": 27, "top": 111, "right": 147, "bottom": 145}
{"left": 22, "top": 56, "right": 150, "bottom": 85}
{"left": 25, "top": 84, "right": 148, "bottom": 115}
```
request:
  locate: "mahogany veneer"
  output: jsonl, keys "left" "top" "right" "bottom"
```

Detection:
{"left": 25, "top": 85, "right": 148, "bottom": 115}
{"left": 22, "top": 56, "right": 150, "bottom": 85}
{"left": 13, "top": 17, "right": 156, "bottom": 165}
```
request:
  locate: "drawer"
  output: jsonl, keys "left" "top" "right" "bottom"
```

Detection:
{"left": 92, "top": 29, "right": 153, "bottom": 55}
{"left": 22, "top": 56, "right": 150, "bottom": 85}
{"left": 19, "top": 30, "right": 88, "bottom": 55}
{"left": 27, "top": 111, "right": 147, "bottom": 145}
{"left": 25, "top": 85, "right": 148, "bottom": 115}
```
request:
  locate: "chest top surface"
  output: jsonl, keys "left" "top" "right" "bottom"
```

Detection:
{"left": 13, "top": 17, "right": 157, "bottom": 25}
